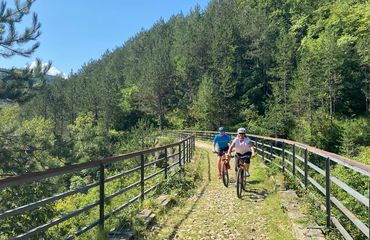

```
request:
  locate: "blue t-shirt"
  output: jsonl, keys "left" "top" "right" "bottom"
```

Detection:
{"left": 213, "top": 134, "right": 231, "bottom": 149}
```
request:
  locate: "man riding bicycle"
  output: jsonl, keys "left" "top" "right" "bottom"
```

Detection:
{"left": 212, "top": 127, "right": 231, "bottom": 179}
{"left": 227, "top": 128, "right": 255, "bottom": 180}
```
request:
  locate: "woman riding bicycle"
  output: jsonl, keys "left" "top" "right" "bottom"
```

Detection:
{"left": 227, "top": 128, "right": 255, "bottom": 179}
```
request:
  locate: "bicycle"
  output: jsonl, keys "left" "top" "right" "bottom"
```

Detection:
{"left": 235, "top": 155, "right": 249, "bottom": 198}
{"left": 213, "top": 150, "right": 230, "bottom": 187}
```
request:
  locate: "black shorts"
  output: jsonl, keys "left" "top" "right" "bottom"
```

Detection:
{"left": 235, "top": 152, "right": 251, "bottom": 171}
{"left": 217, "top": 147, "right": 229, "bottom": 156}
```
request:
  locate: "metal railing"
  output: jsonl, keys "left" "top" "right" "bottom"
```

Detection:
{"left": 0, "top": 134, "right": 196, "bottom": 239}
{"left": 177, "top": 130, "right": 370, "bottom": 240}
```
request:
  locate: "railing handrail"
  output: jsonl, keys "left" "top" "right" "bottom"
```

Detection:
{"left": 175, "top": 130, "right": 370, "bottom": 176}
{"left": 181, "top": 129, "right": 369, "bottom": 240}
{"left": 0, "top": 133, "right": 196, "bottom": 240}
{"left": 0, "top": 135, "right": 194, "bottom": 189}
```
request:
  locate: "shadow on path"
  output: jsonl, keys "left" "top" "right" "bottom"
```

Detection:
{"left": 207, "top": 150, "right": 211, "bottom": 182}
{"left": 166, "top": 149, "right": 211, "bottom": 240}
{"left": 242, "top": 187, "right": 268, "bottom": 202}
{"left": 247, "top": 179, "right": 262, "bottom": 185}
{"left": 167, "top": 182, "right": 208, "bottom": 239}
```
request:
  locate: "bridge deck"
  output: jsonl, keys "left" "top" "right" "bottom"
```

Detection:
{"left": 146, "top": 142, "right": 325, "bottom": 240}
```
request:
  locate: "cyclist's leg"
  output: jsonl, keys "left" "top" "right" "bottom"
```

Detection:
{"left": 235, "top": 154, "right": 240, "bottom": 179}
{"left": 225, "top": 146, "right": 230, "bottom": 162}
{"left": 224, "top": 146, "right": 230, "bottom": 169}
{"left": 217, "top": 149, "right": 225, "bottom": 178}
{"left": 245, "top": 152, "right": 252, "bottom": 176}
{"left": 217, "top": 155, "right": 222, "bottom": 177}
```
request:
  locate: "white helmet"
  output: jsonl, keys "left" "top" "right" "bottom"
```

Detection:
{"left": 237, "top": 128, "right": 246, "bottom": 134}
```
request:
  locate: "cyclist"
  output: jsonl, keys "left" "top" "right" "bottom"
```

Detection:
{"left": 212, "top": 127, "right": 232, "bottom": 179}
{"left": 227, "top": 128, "right": 255, "bottom": 180}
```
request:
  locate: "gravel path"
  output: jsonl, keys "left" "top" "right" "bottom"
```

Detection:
{"left": 147, "top": 142, "right": 297, "bottom": 240}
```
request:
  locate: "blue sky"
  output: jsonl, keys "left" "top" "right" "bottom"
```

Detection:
{"left": 2, "top": 0, "right": 210, "bottom": 75}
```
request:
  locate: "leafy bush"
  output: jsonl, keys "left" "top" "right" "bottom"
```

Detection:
{"left": 156, "top": 159, "right": 202, "bottom": 197}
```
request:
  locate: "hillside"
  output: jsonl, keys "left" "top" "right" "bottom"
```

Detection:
{"left": 0, "top": 0, "right": 369, "bottom": 239}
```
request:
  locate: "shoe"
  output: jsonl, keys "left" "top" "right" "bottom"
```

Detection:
{"left": 218, "top": 175, "right": 222, "bottom": 179}
{"left": 245, "top": 171, "right": 250, "bottom": 177}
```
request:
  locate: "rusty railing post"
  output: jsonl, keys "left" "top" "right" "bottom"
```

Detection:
{"left": 190, "top": 137, "right": 193, "bottom": 158}
{"left": 179, "top": 143, "right": 182, "bottom": 167}
{"left": 192, "top": 136, "right": 194, "bottom": 157}
{"left": 282, "top": 142, "right": 285, "bottom": 172}
{"left": 99, "top": 163, "right": 105, "bottom": 230}
{"left": 193, "top": 136, "right": 195, "bottom": 157}
{"left": 187, "top": 139, "right": 190, "bottom": 163}
{"left": 189, "top": 138, "right": 192, "bottom": 161}
{"left": 183, "top": 141, "right": 186, "bottom": 165}
{"left": 304, "top": 148, "right": 308, "bottom": 188}
{"left": 140, "top": 154, "right": 145, "bottom": 202}
{"left": 164, "top": 147, "right": 168, "bottom": 179}
{"left": 270, "top": 142, "right": 273, "bottom": 160}
{"left": 292, "top": 144, "right": 296, "bottom": 176}
{"left": 326, "top": 157, "right": 331, "bottom": 228}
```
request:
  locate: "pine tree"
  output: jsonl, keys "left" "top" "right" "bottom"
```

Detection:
{"left": 190, "top": 75, "right": 222, "bottom": 129}
{"left": 0, "top": 0, "right": 47, "bottom": 103}
{"left": 0, "top": 58, "right": 51, "bottom": 103}
{"left": 0, "top": 0, "right": 41, "bottom": 58}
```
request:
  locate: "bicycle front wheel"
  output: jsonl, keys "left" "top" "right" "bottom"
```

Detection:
{"left": 242, "top": 170, "right": 247, "bottom": 191}
{"left": 221, "top": 161, "right": 229, "bottom": 187}
{"left": 236, "top": 168, "right": 243, "bottom": 198}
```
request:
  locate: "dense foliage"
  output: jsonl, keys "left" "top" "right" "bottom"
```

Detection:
{"left": 20, "top": 0, "right": 369, "bottom": 152}
{"left": 1, "top": 0, "right": 369, "bottom": 239}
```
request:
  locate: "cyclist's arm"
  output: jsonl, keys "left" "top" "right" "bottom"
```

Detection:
{"left": 249, "top": 142, "right": 256, "bottom": 157}
{"left": 228, "top": 142, "right": 235, "bottom": 155}
{"left": 213, "top": 135, "right": 218, "bottom": 152}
